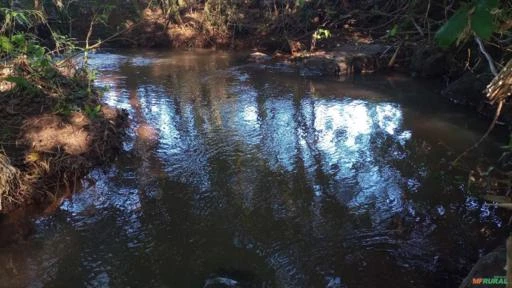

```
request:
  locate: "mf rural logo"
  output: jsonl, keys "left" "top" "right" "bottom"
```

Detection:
{"left": 472, "top": 276, "right": 507, "bottom": 285}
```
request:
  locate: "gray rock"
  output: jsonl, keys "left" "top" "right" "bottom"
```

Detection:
{"left": 459, "top": 245, "right": 507, "bottom": 288}
{"left": 296, "top": 44, "right": 388, "bottom": 76}
{"left": 249, "top": 52, "right": 271, "bottom": 63}
{"left": 442, "top": 72, "right": 493, "bottom": 106}
{"left": 301, "top": 57, "right": 340, "bottom": 76}
{"left": 203, "top": 276, "right": 239, "bottom": 288}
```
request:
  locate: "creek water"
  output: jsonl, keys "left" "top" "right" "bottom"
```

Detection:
{"left": 0, "top": 50, "right": 507, "bottom": 288}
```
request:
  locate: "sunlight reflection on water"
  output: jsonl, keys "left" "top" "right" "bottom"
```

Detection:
{"left": 0, "top": 51, "right": 505, "bottom": 288}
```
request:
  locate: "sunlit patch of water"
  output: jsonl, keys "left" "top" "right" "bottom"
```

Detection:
{"left": 0, "top": 50, "right": 506, "bottom": 288}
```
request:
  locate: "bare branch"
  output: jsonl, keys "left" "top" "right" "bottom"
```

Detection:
{"left": 475, "top": 36, "right": 498, "bottom": 76}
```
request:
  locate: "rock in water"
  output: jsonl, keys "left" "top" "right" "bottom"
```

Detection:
{"left": 249, "top": 52, "right": 271, "bottom": 63}
{"left": 458, "top": 245, "right": 507, "bottom": 288}
{"left": 203, "top": 276, "right": 239, "bottom": 288}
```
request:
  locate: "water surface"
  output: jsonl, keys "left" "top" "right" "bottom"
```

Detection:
{"left": 0, "top": 50, "right": 506, "bottom": 288}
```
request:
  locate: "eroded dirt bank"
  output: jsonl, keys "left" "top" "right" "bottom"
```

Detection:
{"left": 0, "top": 58, "right": 127, "bottom": 242}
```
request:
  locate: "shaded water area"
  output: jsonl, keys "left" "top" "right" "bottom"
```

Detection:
{"left": 0, "top": 50, "right": 508, "bottom": 287}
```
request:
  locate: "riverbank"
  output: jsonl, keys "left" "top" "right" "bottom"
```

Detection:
{"left": 0, "top": 57, "right": 127, "bottom": 221}
{"left": 82, "top": 2, "right": 508, "bottom": 123}
{"left": 13, "top": 0, "right": 503, "bottom": 124}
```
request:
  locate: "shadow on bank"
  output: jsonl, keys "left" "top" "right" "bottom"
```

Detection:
{"left": 0, "top": 58, "right": 127, "bottom": 244}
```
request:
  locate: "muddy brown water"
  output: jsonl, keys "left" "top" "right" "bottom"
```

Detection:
{"left": 0, "top": 50, "right": 508, "bottom": 288}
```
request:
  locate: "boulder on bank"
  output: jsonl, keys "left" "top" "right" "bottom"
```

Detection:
{"left": 459, "top": 245, "right": 507, "bottom": 288}
{"left": 294, "top": 44, "right": 389, "bottom": 76}
{"left": 300, "top": 56, "right": 340, "bottom": 76}
{"left": 442, "top": 72, "right": 494, "bottom": 106}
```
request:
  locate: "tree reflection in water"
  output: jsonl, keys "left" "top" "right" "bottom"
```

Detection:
{"left": 0, "top": 50, "right": 505, "bottom": 288}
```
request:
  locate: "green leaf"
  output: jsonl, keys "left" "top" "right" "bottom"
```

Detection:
{"left": 389, "top": 24, "right": 398, "bottom": 37}
{"left": 15, "top": 12, "right": 29, "bottom": 26}
{"left": 471, "top": 0, "right": 498, "bottom": 40}
{"left": 28, "top": 43, "right": 45, "bottom": 58}
{"left": 11, "top": 34, "right": 26, "bottom": 47}
{"left": 0, "top": 36, "right": 13, "bottom": 53}
{"left": 435, "top": 5, "right": 470, "bottom": 48}
{"left": 5, "top": 76, "right": 30, "bottom": 88}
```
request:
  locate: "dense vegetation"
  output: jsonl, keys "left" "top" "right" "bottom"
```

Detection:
{"left": 0, "top": 0, "right": 126, "bottom": 215}
{"left": 2, "top": 1, "right": 510, "bottom": 94}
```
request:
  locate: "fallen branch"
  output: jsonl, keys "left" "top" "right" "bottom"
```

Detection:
{"left": 56, "top": 21, "right": 144, "bottom": 66}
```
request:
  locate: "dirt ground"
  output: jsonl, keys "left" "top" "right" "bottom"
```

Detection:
{"left": 0, "top": 60, "right": 127, "bottom": 217}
